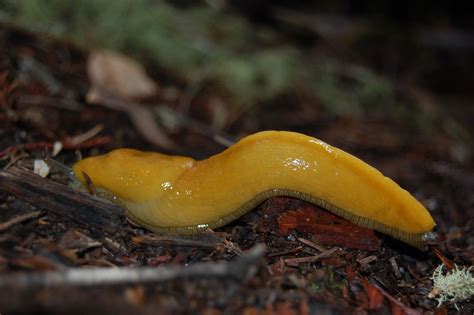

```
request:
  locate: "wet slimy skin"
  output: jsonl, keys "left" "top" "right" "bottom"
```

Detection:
{"left": 72, "top": 131, "right": 436, "bottom": 248}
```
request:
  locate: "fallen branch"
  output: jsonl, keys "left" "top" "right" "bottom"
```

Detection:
{"left": 0, "top": 243, "right": 266, "bottom": 288}
{"left": 0, "top": 168, "right": 123, "bottom": 233}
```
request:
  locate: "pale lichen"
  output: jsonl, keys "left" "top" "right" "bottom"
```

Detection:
{"left": 428, "top": 264, "right": 474, "bottom": 307}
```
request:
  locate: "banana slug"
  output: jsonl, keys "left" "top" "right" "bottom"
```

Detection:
{"left": 72, "top": 131, "right": 436, "bottom": 248}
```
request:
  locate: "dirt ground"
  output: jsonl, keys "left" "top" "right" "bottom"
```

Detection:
{"left": 0, "top": 22, "right": 473, "bottom": 314}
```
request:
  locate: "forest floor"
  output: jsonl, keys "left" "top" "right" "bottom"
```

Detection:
{"left": 0, "top": 22, "right": 473, "bottom": 314}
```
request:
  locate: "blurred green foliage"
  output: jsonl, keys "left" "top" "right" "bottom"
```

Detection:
{"left": 305, "top": 58, "right": 397, "bottom": 117}
{"left": 0, "top": 0, "right": 400, "bottom": 116}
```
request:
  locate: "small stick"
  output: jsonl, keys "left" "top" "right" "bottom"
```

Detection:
{"left": 0, "top": 211, "right": 42, "bottom": 232}
{"left": 17, "top": 95, "right": 84, "bottom": 111}
{"left": 0, "top": 244, "right": 266, "bottom": 288}
{"left": 297, "top": 237, "right": 326, "bottom": 252}
{"left": 22, "top": 136, "right": 113, "bottom": 151}
{"left": 3, "top": 152, "right": 27, "bottom": 170}
{"left": 132, "top": 233, "right": 222, "bottom": 249}
{"left": 432, "top": 247, "right": 455, "bottom": 270}
{"left": 67, "top": 124, "right": 104, "bottom": 146}
{"left": 357, "top": 255, "right": 378, "bottom": 267}
{"left": 267, "top": 246, "right": 303, "bottom": 258}
{"left": 283, "top": 247, "right": 338, "bottom": 266}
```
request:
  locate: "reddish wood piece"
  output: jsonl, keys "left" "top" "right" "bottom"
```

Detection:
{"left": 259, "top": 197, "right": 381, "bottom": 251}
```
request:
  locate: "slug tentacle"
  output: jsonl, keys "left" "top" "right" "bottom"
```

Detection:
{"left": 72, "top": 131, "right": 436, "bottom": 249}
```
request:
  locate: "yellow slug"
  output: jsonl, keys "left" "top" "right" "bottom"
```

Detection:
{"left": 72, "top": 131, "right": 436, "bottom": 248}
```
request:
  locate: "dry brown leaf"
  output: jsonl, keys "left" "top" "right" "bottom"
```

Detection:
{"left": 86, "top": 90, "right": 175, "bottom": 149}
{"left": 359, "top": 277, "right": 422, "bottom": 315}
{"left": 128, "top": 105, "right": 176, "bottom": 149}
{"left": 359, "top": 277, "right": 384, "bottom": 310}
{"left": 87, "top": 50, "right": 157, "bottom": 100}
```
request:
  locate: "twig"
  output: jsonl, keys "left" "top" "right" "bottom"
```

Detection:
{"left": 17, "top": 95, "right": 84, "bottom": 111}
{"left": 68, "top": 124, "right": 104, "bottom": 146}
{"left": 3, "top": 152, "right": 27, "bottom": 170}
{"left": 0, "top": 168, "right": 123, "bottom": 233}
{"left": 21, "top": 136, "right": 113, "bottom": 151}
{"left": 0, "top": 211, "right": 42, "bottom": 232}
{"left": 0, "top": 243, "right": 266, "bottom": 288}
{"left": 283, "top": 247, "right": 338, "bottom": 266}
{"left": 297, "top": 237, "right": 326, "bottom": 252}
{"left": 222, "top": 239, "right": 244, "bottom": 256}
{"left": 357, "top": 255, "right": 377, "bottom": 268}
{"left": 267, "top": 246, "right": 303, "bottom": 258}
{"left": 1, "top": 137, "right": 112, "bottom": 158}
{"left": 0, "top": 146, "right": 15, "bottom": 159}
{"left": 132, "top": 233, "right": 222, "bottom": 249}
{"left": 432, "top": 247, "right": 455, "bottom": 270}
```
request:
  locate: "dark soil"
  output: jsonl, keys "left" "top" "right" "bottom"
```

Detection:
{"left": 0, "top": 22, "right": 473, "bottom": 315}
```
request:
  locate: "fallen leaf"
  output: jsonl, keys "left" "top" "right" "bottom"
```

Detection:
{"left": 87, "top": 50, "right": 157, "bottom": 100}
{"left": 128, "top": 105, "right": 176, "bottom": 149}
{"left": 359, "top": 277, "right": 422, "bottom": 315}
{"left": 87, "top": 91, "right": 175, "bottom": 149}
{"left": 359, "top": 277, "right": 384, "bottom": 310}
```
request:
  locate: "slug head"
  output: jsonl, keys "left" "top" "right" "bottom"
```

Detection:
{"left": 72, "top": 149, "right": 195, "bottom": 202}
